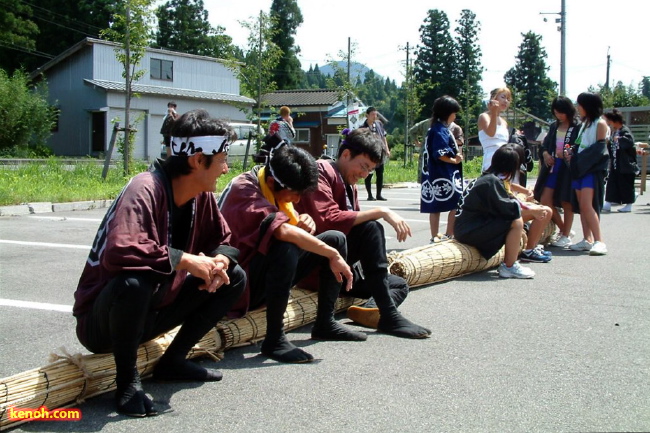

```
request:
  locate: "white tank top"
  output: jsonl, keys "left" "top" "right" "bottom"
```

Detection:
{"left": 478, "top": 120, "right": 509, "bottom": 171}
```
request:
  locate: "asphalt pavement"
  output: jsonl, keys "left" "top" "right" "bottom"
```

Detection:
{"left": 1, "top": 182, "right": 649, "bottom": 432}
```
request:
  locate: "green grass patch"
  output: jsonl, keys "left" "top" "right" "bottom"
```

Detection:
{"left": 0, "top": 156, "right": 537, "bottom": 206}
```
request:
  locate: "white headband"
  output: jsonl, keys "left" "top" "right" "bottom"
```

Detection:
{"left": 170, "top": 135, "right": 230, "bottom": 156}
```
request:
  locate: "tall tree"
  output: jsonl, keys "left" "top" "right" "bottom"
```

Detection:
{"left": 0, "top": 0, "right": 114, "bottom": 73}
{"left": 413, "top": 9, "right": 457, "bottom": 120}
{"left": 504, "top": 31, "right": 556, "bottom": 120}
{"left": 269, "top": 0, "right": 304, "bottom": 89}
{"left": 590, "top": 81, "right": 650, "bottom": 108}
{"left": 154, "top": 0, "right": 237, "bottom": 59}
{"left": 453, "top": 9, "right": 483, "bottom": 142}
{"left": 640, "top": 76, "right": 650, "bottom": 100}
{"left": 0, "top": 0, "right": 39, "bottom": 72}
{"left": 102, "top": 0, "right": 154, "bottom": 176}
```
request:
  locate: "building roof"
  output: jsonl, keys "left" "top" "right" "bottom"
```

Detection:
{"left": 84, "top": 79, "right": 255, "bottom": 104}
{"left": 262, "top": 89, "right": 343, "bottom": 107}
{"left": 29, "top": 37, "right": 237, "bottom": 80}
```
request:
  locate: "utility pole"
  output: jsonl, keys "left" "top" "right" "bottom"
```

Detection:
{"left": 541, "top": 0, "right": 566, "bottom": 95}
{"left": 346, "top": 37, "right": 351, "bottom": 129}
{"left": 605, "top": 47, "right": 611, "bottom": 90}
{"left": 403, "top": 42, "right": 409, "bottom": 168}
{"left": 256, "top": 10, "right": 263, "bottom": 136}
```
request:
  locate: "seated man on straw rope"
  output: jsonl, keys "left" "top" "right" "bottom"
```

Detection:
{"left": 73, "top": 109, "right": 246, "bottom": 417}
{"left": 295, "top": 128, "right": 431, "bottom": 339}
{"left": 218, "top": 145, "right": 366, "bottom": 364}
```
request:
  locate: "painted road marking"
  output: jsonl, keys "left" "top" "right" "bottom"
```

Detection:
{"left": 0, "top": 298, "right": 72, "bottom": 313}
{"left": 0, "top": 240, "right": 90, "bottom": 250}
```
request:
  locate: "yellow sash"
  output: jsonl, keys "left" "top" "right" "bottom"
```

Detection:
{"left": 257, "top": 166, "right": 299, "bottom": 225}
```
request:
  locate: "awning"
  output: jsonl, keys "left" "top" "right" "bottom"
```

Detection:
{"left": 294, "top": 121, "right": 320, "bottom": 128}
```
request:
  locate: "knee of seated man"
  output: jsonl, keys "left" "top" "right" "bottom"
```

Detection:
{"left": 356, "top": 220, "right": 385, "bottom": 240}
{"left": 318, "top": 230, "right": 347, "bottom": 251}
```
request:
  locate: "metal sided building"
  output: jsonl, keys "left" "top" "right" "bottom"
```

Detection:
{"left": 29, "top": 37, "right": 256, "bottom": 161}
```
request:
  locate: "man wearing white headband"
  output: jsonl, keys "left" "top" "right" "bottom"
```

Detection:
{"left": 219, "top": 145, "right": 366, "bottom": 364}
{"left": 73, "top": 109, "right": 245, "bottom": 417}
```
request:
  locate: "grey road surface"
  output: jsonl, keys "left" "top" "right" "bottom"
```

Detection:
{"left": 1, "top": 184, "right": 649, "bottom": 432}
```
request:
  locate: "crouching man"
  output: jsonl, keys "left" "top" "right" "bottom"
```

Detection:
{"left": 218, "top": 145, "right": 366, "bottom": 364}
{"left": 73, "top": 110, "right": 246, "bottom": 417}
{"left": 296, "top": 128, "right": 431, "bottom": 339}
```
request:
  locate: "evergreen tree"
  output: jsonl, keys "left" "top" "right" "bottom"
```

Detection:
{"left": 640, "top": 76, "right": 650, "bottom": 100}
{"left": 154, "top": 0, "right": 237, "bottom": 59}
{"left": 504, "top": 31, "right": 556, "bottom": 120}
{"left": 269, "top": 0, "right": 304, "bottom": 89}
{"left": 0, "top": 0, "right": 113, "bottom": 73}
{"left": 414, "top": 9, "right": 456, "bottom": 120}
{"left": 590, "top": 81, "right": 650, "bottom": 108}
{"left": 453, "top": 9, "right": 483, "bottom": 141}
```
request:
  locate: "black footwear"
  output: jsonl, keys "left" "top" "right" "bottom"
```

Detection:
{"left": 152, "top": 358, "right": 223, "bottom": 382}
{"left": 376, "top": 196, "right": 387, "bottom": 201}
{"left": 311, "top": 321, "right": 367, "bottom": 341}
{"left": 261, "top": 334, "right": 314, "bottom": 363}
{"left": 367, "top": 196, "right": 376, "bottom": 201}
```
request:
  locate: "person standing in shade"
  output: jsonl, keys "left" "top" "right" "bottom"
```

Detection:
{"left": 73, "top": 109, "right": 246, "bottom": 417}
{"left": 603, "top": 109, "right": 638, "bottom": 213}
{"left": 362, "top": 106, "right": 390, "bottom": 200}
{"left": 160, "top": 101, "right": 178, "bottom": 157}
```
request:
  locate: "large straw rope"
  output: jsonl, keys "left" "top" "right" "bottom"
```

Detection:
{"left": 0, "top": 288, "right": 361, "bottom": 431}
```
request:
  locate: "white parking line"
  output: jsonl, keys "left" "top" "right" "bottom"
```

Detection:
{"left": 28, "top": 216, "right": 102, "bottom": 222}
{"left": 0, "top": 298, "right": 72, "bottom": 313}
{"left": 0, "top": 239, "right": 90, "bottom": 249}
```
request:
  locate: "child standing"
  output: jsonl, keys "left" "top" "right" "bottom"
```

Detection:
{"left": 420, "top": 95, "right": 464, "bottom": 243}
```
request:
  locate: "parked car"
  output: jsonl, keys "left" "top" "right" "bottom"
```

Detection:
{"left": 228, "top": 122, "right": 264, "bottom": 162}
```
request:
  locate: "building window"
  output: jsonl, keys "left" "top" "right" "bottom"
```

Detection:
{"left": 150, "top": 58, "right": 173, "bottom": 81}
{"left": 295, "top": 128, "right": 310, "bottom": 143}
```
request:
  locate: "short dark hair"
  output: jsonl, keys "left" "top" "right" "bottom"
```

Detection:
{"left": 431, "top": 95, "right": 461, "bottom": 123}
{"left": 576, "top": 92, "right": 603, "bottom": 124}
{"left": 265, "top": 145, "right": 318, "bottom": 193}
{"left": 162, "top": 109, "right": 234, "bottom": 179}
{"left": 337, "top": 128, "right": 384, "bottom": 164}
{"left": 551, "top": 96, "right": 576, "bottom": 121}
{"left": 604, "top": 108, "right": 624, "bottom": 124}
{"left": 366, "top": 106, "right": 377, "bottom": 114}
{"left": 487, "top": 144, "right": 520, "bottom": 180}
{"left": 167, "top": 101, "right": 177, "bottom": 108}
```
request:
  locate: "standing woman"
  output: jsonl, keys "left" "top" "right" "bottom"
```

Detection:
{"left": 420, "top": 95, "right": 463, "bottom": 242}
{"left": 566, "top": 92, "right": 609, "bottom": 255}
{"left": 603, "top": 109, "right": 638, "bottom": 213}
{"left": 478, "top": 87, "right": 512, "bottom": 172}
{"left": 533, "top": 96, "right": 580, "bottom": 248}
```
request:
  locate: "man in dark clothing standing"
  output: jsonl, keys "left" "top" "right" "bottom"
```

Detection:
{"left": 160, "top": 101, "right": 178, "bottom": 157}
{"left": 362, "top": 106, "right": 390, "bottom": 200}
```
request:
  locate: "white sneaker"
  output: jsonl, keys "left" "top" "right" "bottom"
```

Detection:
{"left": 569, "top": 230, "right": 576, "bottom": 239}
{"left": 569, "top": 239, "right": 593, "bottom": 251}
{"left": 602, "top": 202, "right": 611, "bottom": 213}
{"left": 551, "top": 235, "right": 572, "bottom": 248}
{"left": 498, "top": 262, "right": 535, "bottom": 279}
{"left": 589, "top": 241, "right": 608, "bottom": 256}
{"left": 618, "top": 204, "right": 632, "bottom": 213}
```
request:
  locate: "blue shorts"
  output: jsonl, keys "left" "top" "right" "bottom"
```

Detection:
{"left": 544, "top": 158, "right": 564, "bottom": 189}
{"left": 571, "top": 173, "right": 596, "bottom": 190}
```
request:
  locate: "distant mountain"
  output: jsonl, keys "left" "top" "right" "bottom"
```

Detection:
{"left": 310, "top": 61, "right": 379, "bottom": 82}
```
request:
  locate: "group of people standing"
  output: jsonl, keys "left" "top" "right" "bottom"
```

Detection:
{"left": 74, "top": 109, "right": 430, "bottom": 418}
{"left": 420, "top": 87, "right": 636, "bottom": 279}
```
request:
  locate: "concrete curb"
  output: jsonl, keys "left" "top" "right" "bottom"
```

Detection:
{"left": 0, "top": 200, "right": 114, "bottom": 217}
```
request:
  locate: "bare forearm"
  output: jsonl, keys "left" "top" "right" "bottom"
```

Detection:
{"left": 274, "top": 224, "right": 339, "bottom": 259}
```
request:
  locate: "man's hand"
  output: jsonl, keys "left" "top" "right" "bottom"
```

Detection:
{"left": 296, "top": 213, "right": 316, "bottom": 234}
{"left": 382, "top": 208, "right": 412, "bottom": 242}
{"left": 179, "top": 252, "right": 230, "bottom": 292}
{"left": 329, "top": 253, "right": 353, "bottom": 291}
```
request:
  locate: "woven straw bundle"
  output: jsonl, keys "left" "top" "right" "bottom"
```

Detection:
{"left": 0, "top": 288, "right": 360, "bottom": 430}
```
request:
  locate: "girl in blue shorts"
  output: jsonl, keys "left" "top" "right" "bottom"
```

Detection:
{"left": 565, "top": 92, "right": 609, "bottom": 256}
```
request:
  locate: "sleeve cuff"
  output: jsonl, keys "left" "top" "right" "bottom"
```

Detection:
{"left": 169, "top": 247, "right": 184, "bottom": 270}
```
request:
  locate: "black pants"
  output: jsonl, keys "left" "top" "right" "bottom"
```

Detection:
{"left": 248, "top": 231, "right": 347, "bottom": 339}
{"left": 77, "top": 266, "right": 247, "bottom": 354}
{"left": 344, "top": 221, "right": 409, "bottom": 308}
{"left": 605, "top": 172, "right": 636, "bottom": 204}
{"left": 365, "top": 163, "right": 385, "bottom": 198}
